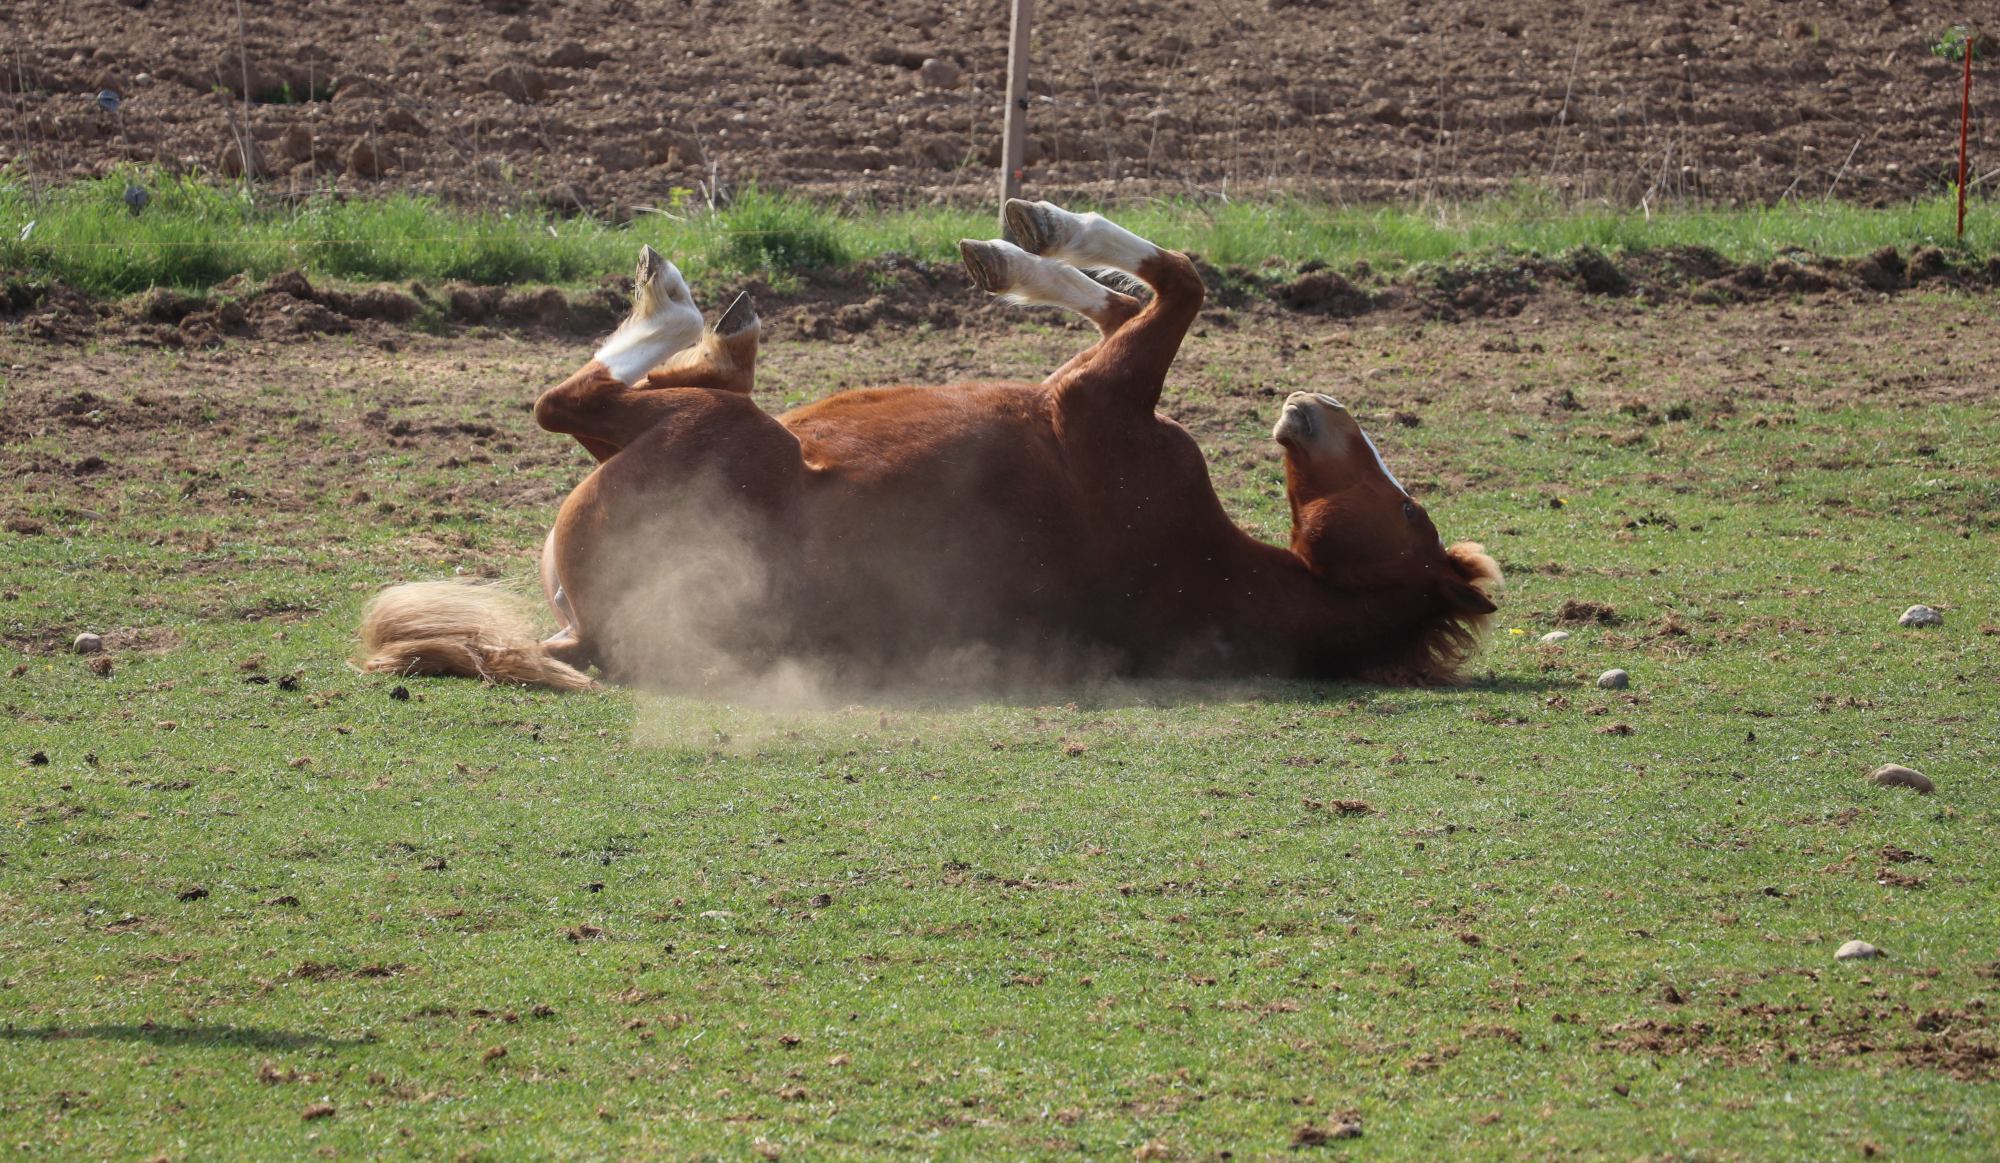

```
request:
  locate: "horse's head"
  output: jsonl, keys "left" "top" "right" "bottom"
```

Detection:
{"left": 1274, "top": 392, "right": 1501, "bottom": 681}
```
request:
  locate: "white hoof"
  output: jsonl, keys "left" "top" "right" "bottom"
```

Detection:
{"left": 596, "top": 245, "right": 705, "bottom": 383}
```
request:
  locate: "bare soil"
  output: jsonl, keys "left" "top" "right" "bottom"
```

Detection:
{"left": 3, "top": 0, "right": 1987, "bottom": 214}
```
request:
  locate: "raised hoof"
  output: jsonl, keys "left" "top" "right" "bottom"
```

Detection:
{"left": 958, "top": 239, "right": 1012, "bottom": 294}
{"left": 637, "top": 243, "right": 664, "bottom": 285}
{"left": 716, "top": 290, "right": 759, "bottom": 337}
{"left": 1003, "top": 198, "right": 1071, "bottom": 257}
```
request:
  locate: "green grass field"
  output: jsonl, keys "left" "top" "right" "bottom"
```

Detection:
{"left": 2, "top": 226, "right": 1998, "bottom": 1158}
{"left": 4, "top": 171, "right": 1996, "bottom": 296}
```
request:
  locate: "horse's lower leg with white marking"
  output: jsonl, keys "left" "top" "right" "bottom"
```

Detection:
{"left": 1004, "top": 200, "right": 1164, "bottom": 277}
{"left": 536, "top": 252, "right": 760, "bottom": 462}
{"left": 593, "top": 245, "right": 706, "bottom": 385}
{"left": 1003, "top": 201, "right": 1204, "bottom": 416}
{"left": 958, "top": 239, "right": 1141, "bottom": 337}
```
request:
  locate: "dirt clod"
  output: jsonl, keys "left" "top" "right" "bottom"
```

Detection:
{"left": 1272, "top": 269, "right": 1372, "bottom": 316}
{"left": 1557, "top": 599, "right": 1619, "bottom": 626}
{"left": 1292, "top": 1120, "right": 1363, "bottom": 1146}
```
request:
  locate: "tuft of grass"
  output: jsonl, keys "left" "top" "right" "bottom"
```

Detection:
{"left": 716, "top": 187, "right": 855, "bottom": 272}
{"left": 2, "top": 170, "right": 1996, "bottom": 298}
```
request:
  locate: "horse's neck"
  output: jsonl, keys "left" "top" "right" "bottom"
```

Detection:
{"left": 1219, "top": 537, "right": 1422, "bottom": 671}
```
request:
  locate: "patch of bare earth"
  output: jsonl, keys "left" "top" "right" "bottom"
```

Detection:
{"left": 2, "top": 1, "right": 1987, "bottom": 211}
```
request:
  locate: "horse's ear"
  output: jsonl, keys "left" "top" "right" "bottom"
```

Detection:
{"left": 717, "top": 292, "right": 759, "bottom": 338}
{"left": 1440, "top": 574, "right": 1498, "bottom": 616}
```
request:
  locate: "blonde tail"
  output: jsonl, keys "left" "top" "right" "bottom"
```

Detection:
{"left": 358, "top": 580, "right": 595, "bottom": 691}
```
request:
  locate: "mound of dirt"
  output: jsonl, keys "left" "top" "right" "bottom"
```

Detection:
{"left": 7, "top": 241, "right": 1996, "bottom": 351}
{"left": 0, "top": 1, "right": 1985, "bottom": 214}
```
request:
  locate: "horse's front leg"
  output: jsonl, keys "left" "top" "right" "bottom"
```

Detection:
{"left": 962, "top": 202, "right": 1203, "bottom": 420}
{"left": 959, "top": 238, "right": 1142, "bottom": 384}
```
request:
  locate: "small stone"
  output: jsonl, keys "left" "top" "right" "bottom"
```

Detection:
{"left": 1898, "top": 604, "right": 1943, "bottom": 628}
{"left": 918, "top": 57, "right": 962, "bottom": 89}
{"left": 1869, "top": 764, "right": 1934, "bottom": 794}
{"left": 699, "top": 910, "right": 735, "bottom": 920}
{"left": 1596, "top": 668, "right": 1630, "bottom": 690}
{"left": 1835, "top": 940, "right": 1883, "bottom": 962}
{"left": 487, "top": 64, "right": 550, "bottom": 103}
{"left": 544, "top": 42, "right": 603, "bottom": 70}
{"left": 73, "top": 632, "right": 103, "bottom": 655}
{"left": 1365, "top": 98, "right": 1405, "bottom": 124}
{"left": 217, "top": 135, "right": 263, "bottom": 179}
{"left": 279, "top": 124, "right": 315, "bottom": 163}
{"left": 1540, "top": 630, "right": 1570, "bottom": 644}
{"left": 347, "top": 138, "right": 383, "bottom": 178}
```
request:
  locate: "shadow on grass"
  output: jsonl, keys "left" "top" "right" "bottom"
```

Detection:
{"left": 0, "top": 1024, "right": 372, "bottom": 1050}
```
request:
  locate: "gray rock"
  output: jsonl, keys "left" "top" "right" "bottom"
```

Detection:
{"left": 918, "top": 57, "right": 962, "bottom": 89}
{"left": 1835, "top": 940, "right": 1883, "bottom": 961}
{"left": 1596, "top": 668, "right": 1630, "bottom": 690}
{"left": 1897, "top": 604, "right": 1943, "bottom": 628}
{"left": 73, "top": 632, "right": 104, "bottom": 655}
{"left": 1541, "top": 630, "right": 1570, "bottom": 644}
{"left": 1869, "top": 763, "right": 1934, "bottom": 794}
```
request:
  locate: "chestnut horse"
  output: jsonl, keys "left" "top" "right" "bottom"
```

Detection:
{"left": 360, "top": 201, "right": 1499, "bottom": 693}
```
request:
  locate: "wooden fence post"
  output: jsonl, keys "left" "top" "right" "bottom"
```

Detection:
{"left": 1000, "top": 0, "right": 1032, "bottom": 226}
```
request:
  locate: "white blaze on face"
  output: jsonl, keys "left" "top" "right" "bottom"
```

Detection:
{"left": 1310, "top": 393, "right": 1408, "bottom": 496}
{"left": 1358, "top": 428, "right": 1408, "bottom": 496}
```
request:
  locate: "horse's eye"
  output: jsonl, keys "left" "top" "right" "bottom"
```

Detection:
{"left": 1402, "top": 500, "right": 1419, "bottom": 522}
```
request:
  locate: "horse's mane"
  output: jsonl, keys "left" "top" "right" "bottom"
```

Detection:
{"left": 1356, "top": 541, "right": 1503, "bottom": 686}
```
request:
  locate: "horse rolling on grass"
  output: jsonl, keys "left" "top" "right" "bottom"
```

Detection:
{"left": 359, "top": 200, "right": 1500, "bottom": 694}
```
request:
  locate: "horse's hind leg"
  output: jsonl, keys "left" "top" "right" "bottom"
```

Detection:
{"left": 594, "top": 245, "right": 706, "bottom": 385}
{"left": 537, "top": 271, "right": 762, "bottom": 463}
{"left": 639, "top": 293, "right": 760, "bottom": 396}
{"left": 538, "top": 526, "right": 595, "bottom": 669}
{"left": 1001, "top": 200, "right": 1203, "bottom": 418}
{"left": 549, "top": 388, "right": 805, "bottom": 684}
